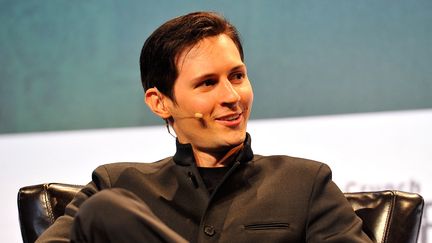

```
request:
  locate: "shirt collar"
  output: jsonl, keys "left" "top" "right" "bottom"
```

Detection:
{"left": 173, "top": 132, "right": 254, "bottom": 166}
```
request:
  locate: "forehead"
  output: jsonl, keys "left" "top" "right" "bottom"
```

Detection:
{"left": 175, "top": 34, "right": 243, "bottom": 77}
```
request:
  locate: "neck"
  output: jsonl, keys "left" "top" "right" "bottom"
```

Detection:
{"left": 193, "top": 144, "right": 243, "bottom": 168}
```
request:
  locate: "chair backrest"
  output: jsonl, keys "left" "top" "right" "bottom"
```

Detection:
{"left": 344, "top": 191, "right": 424, "bottom": 243}
{"left": 18, "top": 183, "right": 82, "bottom": 243}
{"left": 17, "top": 183, "right": 424, "bottom": 243}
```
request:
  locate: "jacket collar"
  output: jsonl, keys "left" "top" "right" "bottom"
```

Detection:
{"left": 173, "top": 132, "right": 254, "bottom": 166}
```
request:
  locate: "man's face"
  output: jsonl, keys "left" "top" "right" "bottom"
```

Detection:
{"left": 167, "top": 34, "right": 254, "bottom": 153}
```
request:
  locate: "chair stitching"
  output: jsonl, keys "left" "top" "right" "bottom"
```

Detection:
{"left": 43, "top": 184, "right": 55, "bottom": 224}
{"left": 381, "top": 191, "right": 396, "bottom": 243}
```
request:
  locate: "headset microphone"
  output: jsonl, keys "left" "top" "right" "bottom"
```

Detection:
{"left": 169, "top": 112, "right": 204, "bottom": 120}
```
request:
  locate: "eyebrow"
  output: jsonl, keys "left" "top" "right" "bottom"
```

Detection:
{"left": 230, "top": 64, "right": 247, "bottom": 73}
{"left": 190, "top": 64, "right": 247, "bottom": 83}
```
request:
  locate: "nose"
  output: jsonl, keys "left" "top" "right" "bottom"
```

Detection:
{"left": 219, "top": 79, "right": 240, "bottom": 107}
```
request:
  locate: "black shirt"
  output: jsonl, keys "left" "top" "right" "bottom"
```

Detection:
{"left": 197, "top": 167, "right": 230, "bottom": 195}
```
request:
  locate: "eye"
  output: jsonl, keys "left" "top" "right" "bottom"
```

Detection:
{"left": 198, "top": 79, "right": 217, "bottom": 87}
{"left": 230, "top": 72, "right": 245, "bottom": 82}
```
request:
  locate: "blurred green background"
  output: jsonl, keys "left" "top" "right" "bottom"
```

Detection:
{"left": 1, "top": 0, "right": 431, "bottom": 134}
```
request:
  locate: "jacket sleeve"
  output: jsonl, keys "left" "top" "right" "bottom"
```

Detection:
{"left": 35, "top": 165, "right": 111, "bottom": 243}
{"left": 305, "top": 163, "right": 373, "bottom": 243}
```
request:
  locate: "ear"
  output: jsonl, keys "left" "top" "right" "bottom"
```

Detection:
{"left": 144, "top": 87, "right": 172, "bottom": 119}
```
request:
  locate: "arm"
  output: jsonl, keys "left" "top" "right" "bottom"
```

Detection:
{"left": 305, "top": 164, "right": 372, "bottom": 243}
{"left": 36, "top": 166, "right": 111, "bottom": 243}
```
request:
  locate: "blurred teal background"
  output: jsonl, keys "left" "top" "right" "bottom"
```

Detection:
{"left": 1, "top": 0, "right": 431, "bottom": 134}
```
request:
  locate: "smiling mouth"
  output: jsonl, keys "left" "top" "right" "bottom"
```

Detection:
{"left": 216, "top": 113, "right": 242, "bottom": 121}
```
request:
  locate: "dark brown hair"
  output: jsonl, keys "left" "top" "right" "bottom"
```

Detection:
{"left": 139, "top": 12, "right": 243, "bottom": 100}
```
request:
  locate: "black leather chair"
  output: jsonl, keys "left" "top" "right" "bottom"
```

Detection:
{"left": 18, "top": 183, "right": 424, "bottom": 243}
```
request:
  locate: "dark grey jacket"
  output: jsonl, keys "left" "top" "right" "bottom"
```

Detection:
{"left": 37, "top": 135, "right": 371, "bottom": 242}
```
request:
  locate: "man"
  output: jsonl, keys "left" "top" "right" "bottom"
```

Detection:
{"left": 37, "top": 12, "right": 372, "bottom": 242}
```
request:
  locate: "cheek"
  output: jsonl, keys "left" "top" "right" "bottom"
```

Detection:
{"left": 184, "top": 96, "right": 214, "bottom": 114}
{"left": 239, "top": 84, "right": 254, "bottom": 107}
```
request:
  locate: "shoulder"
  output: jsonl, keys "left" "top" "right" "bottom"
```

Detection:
{"left": 97, "top": 157, "right": 173, "bottom": 173}
{"left": 252, "top": 154, "right": 331, "bottom": 175}
{"left": 249, "top": 154, "right": 333, "bottom": 192}
{"left": 91, "top": 157, "right": 174, "bottom": 188}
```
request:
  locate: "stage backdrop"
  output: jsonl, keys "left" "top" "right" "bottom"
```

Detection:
{"left": 1, "top": 1, "right": 431, "bottom": 242}
{"left": 1, "top": 0, "right": 431, "bottom": 133}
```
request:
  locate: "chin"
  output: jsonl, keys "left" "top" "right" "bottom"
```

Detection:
{"left": 223, "top": 131, "right": 247, "bottom": 146}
